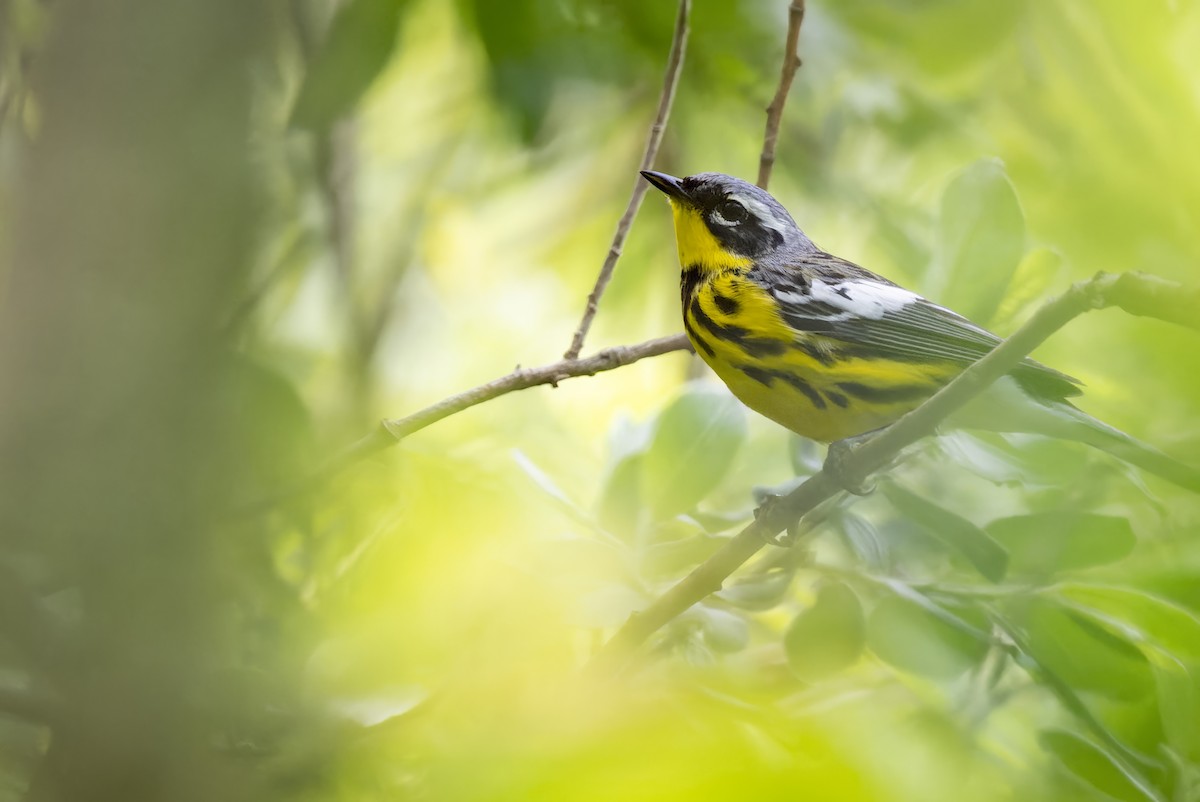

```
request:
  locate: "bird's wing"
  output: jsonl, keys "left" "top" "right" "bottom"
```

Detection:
{"left": 758, "top": 253, "right": 1082, "bottom": 401}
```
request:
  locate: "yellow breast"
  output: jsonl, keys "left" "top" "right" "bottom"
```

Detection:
{"left": 682, "top": 271, "right": 954, "bottom": 442}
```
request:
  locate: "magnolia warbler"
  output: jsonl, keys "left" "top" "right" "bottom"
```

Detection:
{"left": 642, "top": 170, "right": 1200, "bottom": 492}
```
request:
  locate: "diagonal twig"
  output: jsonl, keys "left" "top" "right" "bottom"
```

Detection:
{"left": 236, "top": 0, "right": 698, "bottom": 518}
{"left": 589, "top": 272, "right": 1198, "bottom": 673}
{"left": 757, "top": 0, "right": 805, "bottom": 190}
{"left": 562, "top": 0, "right": 692, "bottom": 360}
{"left": 379, "top": 334, "right": 690, "bottom": 441}
{"left": 232, "top": 334, "right": 692, "bottom": 518}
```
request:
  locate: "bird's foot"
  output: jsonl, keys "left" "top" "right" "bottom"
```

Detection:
{"left": 753, "top": 492, "right": 803, "bottom": 547}
{"left": 823, "top": 435, "right": 878, "bottom": 496}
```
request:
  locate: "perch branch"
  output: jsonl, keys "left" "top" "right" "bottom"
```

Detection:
{"left": 379, "top": 334, "right": 691, "bottom": 441}
{"left": 590, "top": 271, "right": 1196, "bottom": 673}
{"left": 235, "top": 1, "right": 700, "bottom": 517}
{"left": 233, "top": 334, "right": 692, "bottom": 517}
{"left": 562, "top": 0, "right": 691, "bottom": 360}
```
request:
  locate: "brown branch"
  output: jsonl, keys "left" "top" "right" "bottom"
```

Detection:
{"left": 590, "top": 271, "right": 1191, "bottom": 674}
{"left": 381, "top": 333, "right": 691, "bottom": 440}
{"left": 232, "top": 334, "right": 692, "bottom": 517}
{"left": 235, "top": 2, "right": 697, "bottom": 518}
{"left": 757, "top": 0, "right": 806, "bottom": 190}
{"left": 562, "top": 0, "right": 691, "bottom": 360}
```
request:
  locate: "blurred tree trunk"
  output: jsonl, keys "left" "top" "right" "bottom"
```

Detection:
{"left": 0, "top": 1, "right": 266, "bottom": 800}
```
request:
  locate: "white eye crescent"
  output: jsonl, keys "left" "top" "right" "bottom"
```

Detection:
{"left": 712, "top": 198, "right": 748, "bottom": 225}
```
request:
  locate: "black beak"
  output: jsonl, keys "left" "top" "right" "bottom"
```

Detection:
{"left": 640, "top": 170, "right": 689, "bottom": 202}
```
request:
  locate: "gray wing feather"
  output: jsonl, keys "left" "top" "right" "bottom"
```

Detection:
{"left": 755, "top": 253, "right": 1082, "bottom": 401}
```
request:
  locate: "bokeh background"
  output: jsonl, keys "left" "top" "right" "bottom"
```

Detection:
{"left": 2, "top": 0, "right": 1200, "bottom": 800}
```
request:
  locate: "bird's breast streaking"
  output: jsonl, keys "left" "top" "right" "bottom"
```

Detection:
{"left": 683, "top": 266, "right": 960, "bottom": 442}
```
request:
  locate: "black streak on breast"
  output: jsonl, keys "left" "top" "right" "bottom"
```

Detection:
{"left": 736, "top": 364, "right": 826, "bottom": 410}
{"left": 680, "top": 268, "right": 703, "bottom": 305}
{"left": 713, "top": 293, "right": 739, "bottom": 316}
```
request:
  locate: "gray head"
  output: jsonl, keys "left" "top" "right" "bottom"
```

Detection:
{"left": 641, "top": 170, "right": 817, "bottom": 267}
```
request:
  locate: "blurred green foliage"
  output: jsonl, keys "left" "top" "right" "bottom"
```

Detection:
{"left": 1, "top": 0, "right": 1200, "bottom": 801}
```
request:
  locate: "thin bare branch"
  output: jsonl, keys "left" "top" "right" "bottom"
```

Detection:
{"left": 757, "top": 0, "right": 806, "bottom": 189}
{"left": 381, "top": 333, "right": 691, "bottom": 441}
{"left": 590, "top": 271, "right": 1195, "bottom": 673}
{"left": 236, "top": 1, "right": 697, "bottom": 518}
{"left": 233, "top": 334, "right": 692, "bottom": 517}
{"left": 563, "top": 0, "right": 691, "bottom": 360}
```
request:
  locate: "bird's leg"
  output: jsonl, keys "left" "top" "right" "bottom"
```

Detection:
{"left": 753, "top": 492, "right": 784, "bottom": 543}
{"left": 754, "top": 492, "right": 804, "bottom": 547}
{"left": 823, "top": 429, "right": 885, "bottom": 496}
{"left": 754, "top": 428, "right": 885, "bottom": 545}
{"left": 752, "top": 478, "right": 826, "bottom": 547}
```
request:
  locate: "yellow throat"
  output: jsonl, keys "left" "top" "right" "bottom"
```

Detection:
{"left": 669, "top": 201, "right": 751, "bottom": 272}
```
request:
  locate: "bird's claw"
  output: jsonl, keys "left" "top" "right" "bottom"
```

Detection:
{"left": 823, "top": 439, "right": 876, "bottom": 496}
{"left": 754, "top": 493, "right": 805, "bottom": 547}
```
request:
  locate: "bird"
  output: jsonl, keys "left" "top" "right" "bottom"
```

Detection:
{"left": 640, "top": 169, "right": 1200, "bottom": 493}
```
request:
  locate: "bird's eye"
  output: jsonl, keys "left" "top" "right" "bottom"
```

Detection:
{"left": 716, "top": 199, "right": 748, "bottom": 224}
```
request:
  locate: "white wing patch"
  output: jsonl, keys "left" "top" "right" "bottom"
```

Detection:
{"left": 810, "top": 279, "right": 920, "bottom": 319}
{"left": 776, "top": 279, "right": 921, "bottom": 321}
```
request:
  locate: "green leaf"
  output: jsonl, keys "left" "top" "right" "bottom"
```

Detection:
{"left": 685, "top": 509, "right": 749, "bottom": 535}
{"left": 1039, "top": 729, "right": 1162, "bottom": 802}
{"left": 829, "top": 1, "right": 1026, "bottom": 78}
{"left": 717, "top": 570, "right": 795, "bottom": 612}
{"left": 575, "top": 584, "right": 646, "bottom": 628}
{"left": 221, "top": 353, "right": 314, "bottom": 505}
{"left": 784, "top": 582, "right": 866, "bottom": 682}
{"left": 534, "top": 535, "right": 628, "bottom": 592}
{"left": 510, "top": 449, "right": 592, "bottom": 527}
{"left": 867, "top": 595, "right": 989, "bottom": 679}
{"left": 691, "top": 605, "right": 749, "bottom": 653}
{"left": 464, "top": 0, "right": 647, "bottom": 139}
{"left": 1053, "top": 584, "right": 1200, "bottom": 662}
{"left": 462, "top": 0, "right": 559, "bottom": 139}
{"left": 992, "top": 247, "right": 1066, "bottom": 332}
{"left": 937, "top": 430, "right": 1032, "bottom": 485}
{"left": 1009, "top": 436, "right": 1096, "bottom": 487}
{"left": 643, "top": 384, "right": 746, "bottom": 520}
{"left": 330, "top": 685, "right": 428, "bottom": 728}
{"left": 290, "top": 0, "right": 410, "bottom": 132}
{"left": 596, "top": 415, "right": 652, "bottom": 537}
{"left": 1153, "top": 661, "right": 1200, "bottom": 761}
{"left": 931, "top": 158, "right": 1025, "bottom": 324}
{"left": 641, "top": 533, "right": 725, "bottom": 578}
{"left": 605, "top": 412, "right": 652, "bottom": 463}
{"left": 836, "top": 511, "right": 891, "bottom": 572}
{"left": 882, "top": 482, "right": 1009, "bottom": 582}
{"left": 1022, "top": 598, "right": 1155, "bottom": 702}
{"left": 789, "top": 434, "right": 823, "bottom": 476}
{"left": 596, "top": 453, "right": 644, "bottom": 538}
{"left": 986, "top": 513, "right": 1136, "bottom": 575}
